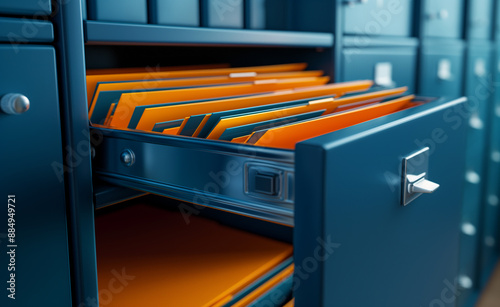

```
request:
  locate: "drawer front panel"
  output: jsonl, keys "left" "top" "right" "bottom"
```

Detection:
{"left": 0, "top": 0, "right": 51, "bottom": 15}
{"left": 422, "top": 0, "right": 464, "bottom": 38}
{"left": 0, "top": 46, "right": 72, "bottom": 306}
{"left": 149, "top": 0, "right": 200, "bottom": 26}
{"left": 343, "top": 0, "right": 412, "bottom": 36}
{"left": 419, "top": 43, "right": 465, "bottom": 97}
{"left": 88, "top": 0, "right": 148, "bottom": 23}
{"left": 342, "top": 47, "right": 417, "bottom": 92}
{"left": 295, "top": 98, "right": 467, "bottom": 306}
{"left": 467, "top": 0, "right": 494, "bottom": 39}
{"left": 202, "top": 0, "right": 244, "bottom": 29}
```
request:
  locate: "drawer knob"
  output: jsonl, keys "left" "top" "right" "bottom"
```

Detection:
{"left": 458, "top": 275, "right": 473, "bottom": 290}
{"left": 407, "top": 174, "right": 439, "bottom": 194}
{"left": 120, "top": 149, "right": 135, "bottom": 167}
{"left": 1, "top": 93, "right": 30, "bottom": 115}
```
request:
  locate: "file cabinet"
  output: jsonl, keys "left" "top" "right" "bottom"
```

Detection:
{"left": 5, "top": 0, "right": 500, "bottom": 306}
{"left": 341, "top": 38, "right": 418, "bottom": 92}
{"left": 0, "top": 45, "right": 72, "bottom": 306}
{"left": 466, "top": 0, "right": 495, "bottom": 40}
{"left": 0, "top": 0, "right": 51, "bottom": 15}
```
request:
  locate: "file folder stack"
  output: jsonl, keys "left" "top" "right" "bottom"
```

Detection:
{"left": 87, "top": 63, "right": 418, "bottom": 150}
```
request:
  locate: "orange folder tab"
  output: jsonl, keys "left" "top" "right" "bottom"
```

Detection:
{"left": 128, "top": 80, "right": 373, "bottom": 131}
{"left": 88, "top": 70, "right": 323, "bottom": 120}
{"left": 86, "top": 63, "right": 308, "bottom": 104}
{"left": 248, "top": 95, "right": 416, "bottom": 149}
{"left": 110, "top": 76, "right": 330, "bottom": 129}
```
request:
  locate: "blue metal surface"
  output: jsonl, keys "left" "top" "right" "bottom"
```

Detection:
{"left": 149, "top": 0, "right": 200, "bottom": 26}
{"left": 0, "top": 46, "right": 72, "bottom": 306}
{"left": 421, "top": 0, "right": 464, "bottom": 38}
{"left": 52, "top": 0, "right": 99, "bottom": 304}
{"left": 0, "top": 0, "right": 51, "bottom": 15}
{"left": 202, "top": 0, "right": 244, "bottom": 29}
{"left": 341, "top": 46, "right": 418, "bottom": 92}
{"left": 466, "top": 0, "right": 494, "bottom": 40}
{"left": 343, "top": 0, "right": 413, "bottom": 37}
{"left": 418, "top": 39, "right": 465, "bottom": 97}
{"left": 93, "top": 183, "right": 148, "bottom": 209}
{"left": 87, "top": 0, "right": 148, "bottom": 24}
{"left": 0, "top": 17, "right": 54, "bottom": 43}
{"left": 83, "top": 20, "right": 334, "bottom": 47}
{"left": 295, "top": 97, "right": 468, "bottom": 306}
{"left": 92, "top": 127, "right": 295, "bottom": 225}
{"left": 458, "top": 42, "right": 493, "bottom": 300}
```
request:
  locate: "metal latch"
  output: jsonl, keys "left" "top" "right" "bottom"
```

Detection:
{"left": 402, "top": 147, "right": 440, "bottom": 206}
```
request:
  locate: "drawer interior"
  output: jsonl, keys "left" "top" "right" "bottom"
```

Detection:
{"left": 95, "top": 196, "right": 293, "bottom": 307}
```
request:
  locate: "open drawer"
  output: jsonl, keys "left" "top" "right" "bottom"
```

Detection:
{"left": 92, "top": 93, "right": 468, "bottom": 306}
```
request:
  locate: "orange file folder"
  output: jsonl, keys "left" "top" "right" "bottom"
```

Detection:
{"left": 248, "top": 95, "right": 416, "bottom": 149}
{"left": 86, "top": 63, "right": 308, "bottom": 104}
{"left": 130, "top": 80, "right": 374, "bottom": 131}
{"left": 95, "top": 203, "right": 293, "bottom": 307}
{"left": 88, "top": 70, "right": 323, "bottom": 120}
{"left": 109, "top": 76, "right": 330, "bottom": 129}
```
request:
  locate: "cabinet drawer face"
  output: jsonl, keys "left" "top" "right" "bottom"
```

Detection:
{"left": 0, "top": 46, "right": 72, "bottom": 306}
{"left": 342, "top": 47, "right": 417, "bottom": 92}
{"left": 343, "top": 0, "right": 412, "bottom": 36}
{"left": 149, "top": 0, "right": 200, "bottom": 26}
{"left": 422, "top": 0, "right": 464, "bottom": 38}
{"left": 467, "top": 0, "right": 494, "bottom": 39}
{"left": 88, "top": 0, "right": 148, "bottom": 23}
{"left": 419, "top": 45, "right": 465, "bottom": 97}
{"left": 203, "top": 0, "right": 244, "bottom": 28}
{"left": 0, "top": 0, "right": 51, "bottom": 15}
{"left": 294, "top": 98, "right": 468, "bottom": 306}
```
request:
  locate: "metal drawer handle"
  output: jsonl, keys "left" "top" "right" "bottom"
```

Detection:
{"left": 407, "top": 173, "right": 439, "bottom": 194}
{"left": 401, "top": 147, "right": 439, "bottom": 206}
{"left": 1, "top": 93, "right": 30, "bottom": 115}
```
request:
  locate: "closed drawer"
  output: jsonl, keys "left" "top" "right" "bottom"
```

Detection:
{"left": 93, "top": 94, "right": 468, "bottom": 306}
{"left": 466, "top": 0, "right": 494, "bottom": 40}
{"left": 341, "top": 46, "right": 417, "bottom": 92}
{"left": 0, "top": 0, "right": 51, "bottom": 16}
{"left": 421, "top": 0, "right": 464, "bottom": 38}
{"left": 202, "top": 0, "right": 244, "bottom": 29}
{"left": 0, "top": 46, "right": 72, "bottom": 306}
{"left": 87, "top": 0, "right": 148, "bottom": 23}
{"left": 148, "top": 0, "right": 200, "bottom": 26}
{"left": 343, "top": 0, "right": 413, "bottom": 37}
{"left": 418, "top": 40, "right": 465, "bottom": 97}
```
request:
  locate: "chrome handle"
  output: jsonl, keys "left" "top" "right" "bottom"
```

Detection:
{"left": 408, "top": 173, "right": 439, "bottom": 194}
{"left": 1, "top": 93, "right": 30, "bottom": 115}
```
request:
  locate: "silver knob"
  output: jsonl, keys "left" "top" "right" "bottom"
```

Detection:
{"left": 458, "top": 275, "right": 473, "bottom": 289}
{"left": 407, "top": 173, "right": 440, "bottom": 194}
{"left": 120, "top": 149, "right": 135, "bottom": 167}
{"left": 1, "top": 93, "right": 30, "bottom": 115}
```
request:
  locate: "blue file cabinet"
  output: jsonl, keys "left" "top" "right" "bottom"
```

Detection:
{"left": 341, "top": 38, "right": 417, "bottom": 92}
{"left": 420, "top": 0, "right": 464, "bottom": 38}
{"left": 418, "top": 39, "right": 465, "bottom": 97}
{"left": 342, "top": 0, "right": 412, "bottom": 37}
{"left": 0, "top": 46, "right": 72, "bottom": 307}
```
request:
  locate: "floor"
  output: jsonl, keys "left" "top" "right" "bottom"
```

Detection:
{"left": 476, "top": 262, "right": 500, "bottom": 307}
